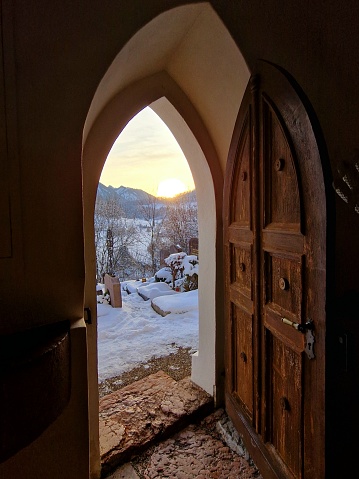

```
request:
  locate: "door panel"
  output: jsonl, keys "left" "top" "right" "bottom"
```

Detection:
{"left": 232, "top": 244, "right": 252, "bottom": 297}
{"left": 232, "top": 111, "right": 252, "bottom": 226}
{"left": 270, "top": 336, "right": 302, "bottom": 477}
{"left": 261, "top": 81, "right": 305, "bottom": 479}
{"left": 227, "top": 105, "right": 256, "bottom": 421}
{"left": 267, "top": 253, "right": 303, "bottom": 316}
{"left": 224, "top": 62, "right": 326, "bottom": 479}
{"left": 262, "top": 99, "right": 301, "bottom": 230}
{"left": 232, "top": 305, "right": 254, "bottom": 417}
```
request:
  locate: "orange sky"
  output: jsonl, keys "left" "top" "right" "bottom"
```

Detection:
{"left": 99, "top": 107, "right": 195, "bottom": 196}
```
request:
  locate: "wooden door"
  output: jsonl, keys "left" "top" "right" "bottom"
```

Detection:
{"left": 224, "top": 62, "right": 326, "bottom": 479}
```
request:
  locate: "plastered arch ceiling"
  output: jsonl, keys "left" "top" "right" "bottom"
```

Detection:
{"left": 84, "top": 2, "right": 250, "bottom": 172}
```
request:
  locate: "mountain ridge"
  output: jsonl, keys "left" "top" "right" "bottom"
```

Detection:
{"left": 96, "top": 183, "right": 197, "bottom": 218}
{"left": 97, "top": 182, "right": 196, "bottom": 201}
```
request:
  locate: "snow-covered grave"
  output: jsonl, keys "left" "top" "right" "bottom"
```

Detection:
{"left": 137, "top": 282, "right": 178, "bottom": 301}
{"left": 151, "top": 289, "right": 198, "bottom": 317}
{"left": 97, "top": 282, "right": 199, "bottom": 382}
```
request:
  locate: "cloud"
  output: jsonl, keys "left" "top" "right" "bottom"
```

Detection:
{"left": 101, "top": 108, "right": 195, "bottom": 194}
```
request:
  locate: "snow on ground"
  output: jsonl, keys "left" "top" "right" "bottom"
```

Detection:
{"left": 97, "top": 288, "right": 199, "bottom": 382}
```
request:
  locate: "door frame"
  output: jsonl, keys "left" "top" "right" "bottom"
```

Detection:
{"left": 82, "top": 71, "right": 226, "bottom": 476}
{"left": 224, "top": 61, "right": 329, "bottom": 479}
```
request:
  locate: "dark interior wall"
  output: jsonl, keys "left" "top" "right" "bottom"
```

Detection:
{"left": 213, "top": 0, "right": 359, "bottom": 297}
{"left": 215, "top": 2, "right": 359, "bottom": 468}
{"left": 1, "top": 1, "right": 359, "bottom": 474}
{"left": 214, "top": 2, "right": 359, "bottom": 472}
{"left": 2, "top": 0, "right": 358, "bottom": 332}
{"left": 0, "top": 0, "right": 192, "bottom": 332}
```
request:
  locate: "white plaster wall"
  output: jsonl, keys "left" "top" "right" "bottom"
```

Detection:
{"left": 151, "top": 98, "right": 216, "bottom": 395}
{"left": 84, "top": 3, "right": 249, "bottom": 397}
{"left": 166, "top": 5, "right": 250, "bottom": 170}
{"left": 84, "top": 3, "right": 250, "bottom": 169}
{"left": 83, "top": 3, "right": 206, "bottom": 143}
{"left": 83, "top": 4, "right": 249, "bottom": 472}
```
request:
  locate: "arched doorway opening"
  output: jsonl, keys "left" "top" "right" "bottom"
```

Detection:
{"left": 83, "top": 74, "right": 222, "bottom": 477}
{"left": 82, "top": 3, "right": 249, "bottom": 475}
{"left": 96, "top": 104, "right": 200, "bottom": 396}
{"left": 83, "top": 71, "right": 223, "bottom": 391}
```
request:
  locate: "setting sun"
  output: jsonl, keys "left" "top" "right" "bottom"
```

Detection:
{"left": 157, "top": 178, "right": 188, "bottom": 198}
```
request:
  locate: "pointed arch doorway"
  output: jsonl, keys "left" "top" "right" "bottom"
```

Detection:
{"left": 82, "top": 72, "right": 228, "bottom": 478}
{"left": 82, "top": 4, "right": 250, "bottom": 477}
{"left": 83, "top": 70, "right": 222, "bottom": 390}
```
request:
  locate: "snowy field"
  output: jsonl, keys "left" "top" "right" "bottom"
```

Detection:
{"left": 97, "top": 287, "right": 199, "bottom": 382}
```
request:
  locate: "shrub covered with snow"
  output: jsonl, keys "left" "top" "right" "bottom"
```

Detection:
{"left": 182, "top": 255, "right": 199, "bottom": 291}
{"left": 155, "top": 252, "right": 199, "bottom": 291}
{"left": 97, "top": 290, "right": 111, "bottom": 305}
{"left": 164, "top": 252, "right": 187, "bottom": 288}
{"left": 155, "top": 267, "right": 172, "bottom": 284}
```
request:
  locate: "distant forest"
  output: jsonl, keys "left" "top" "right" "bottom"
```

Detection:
{"left": 95, "top": 184, "right": 198, "bottom": 281}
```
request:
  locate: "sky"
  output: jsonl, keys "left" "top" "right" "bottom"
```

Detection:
{"left": 99, "top": 107, "right": 195, "bottom": 197}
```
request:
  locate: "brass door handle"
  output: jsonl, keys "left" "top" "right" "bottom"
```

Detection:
{"left": 281, "top": 317, "right": 302, "bottom": 331}
{"left": 281, "top": 318, "right": 315, "bottom": 360}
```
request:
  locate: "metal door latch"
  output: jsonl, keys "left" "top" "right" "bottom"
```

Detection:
{"left": 281, "top": 318, "right": 315, "bottom": 359}
{"left": 84, "top": 307, "right": 92, "bottom": 325}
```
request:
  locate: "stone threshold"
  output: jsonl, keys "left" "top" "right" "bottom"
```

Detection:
{"left": 99, "top": 371, "right": 214, "bottom": 477}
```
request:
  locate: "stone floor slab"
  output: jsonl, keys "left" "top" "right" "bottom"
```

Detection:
{"left": 132, "top": 409, "right": 262, "bottom": 479}
{"left": 106, "top": 463, "right": 140, "bottom": 479}
{"left": 100, "top": 371, "right": 213, "bottom": 476}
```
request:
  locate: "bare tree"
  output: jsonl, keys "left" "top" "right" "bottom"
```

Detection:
{"left": 162, "top": 193, "right": 198, "bottom": 252}
{"left": 94, "top": 193, "right": 138, "bottom": 281}
{"left": 94, "top": 188, "right": 198, "bottom": 282}
{"left": 137, "top": 193, "right": 167, "bottom": 275}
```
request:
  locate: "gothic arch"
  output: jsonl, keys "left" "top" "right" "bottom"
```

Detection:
{"left": 82, "top": 4, "right": 249, "bottom": 474}
{"left": 83, "top": 70, "right": 222, "bottom": 396}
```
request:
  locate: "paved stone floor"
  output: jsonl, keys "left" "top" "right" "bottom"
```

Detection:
{"left": 100, "top": 372, "right": 262, "bottom": 479}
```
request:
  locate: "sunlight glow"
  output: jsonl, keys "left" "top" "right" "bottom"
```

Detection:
{"left": 100, "top": 107, "right": 195, "bottom": 195}
{"left": 157, "top": 178, "right": 188, "bottom": 198}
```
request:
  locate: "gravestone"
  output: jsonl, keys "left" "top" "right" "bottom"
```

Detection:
{"left": 160, "top": 248, "right": 170, "bottom": 267}
{"left": 104, "top": 274, "right": 122, "bottom": 308}
{"left": 169, "top": 244, "right": 182, "bottom": 254}
{"left": 189, "top": 237, "right": 199, "bottom": 257}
